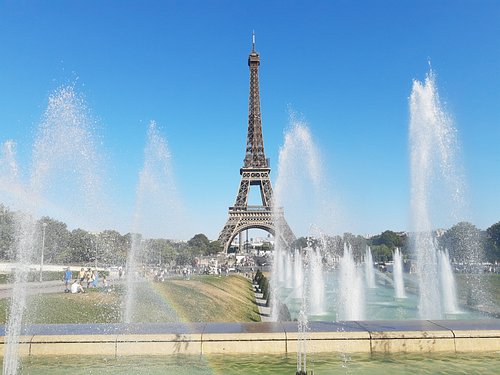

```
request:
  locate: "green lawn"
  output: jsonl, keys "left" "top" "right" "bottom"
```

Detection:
{"left": 155, "top": 275, "right": 261, "bottom": 322}
{"left": 455, "top": 273, "right": 500, "bottom": 314}
{"left": 0, "top": 275, "right": 261, "bottom": 324}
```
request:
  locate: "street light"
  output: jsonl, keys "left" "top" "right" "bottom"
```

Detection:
{"left": 39, "top": 222, "right": 47, "bottom": 282}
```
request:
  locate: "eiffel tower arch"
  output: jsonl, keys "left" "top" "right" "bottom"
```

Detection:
{"left": 218, "top": 36, "right": 295, "bottom": 252}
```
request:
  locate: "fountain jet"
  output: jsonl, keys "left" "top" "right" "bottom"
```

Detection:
{"left": 409, "top": 69, "right": 461, "bottom": 319}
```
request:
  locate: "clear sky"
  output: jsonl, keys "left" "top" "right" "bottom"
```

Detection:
{"left": 0, "top": 1, "right": 499, "bottom": 240}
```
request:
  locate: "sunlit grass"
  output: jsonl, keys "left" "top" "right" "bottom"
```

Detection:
{"left": 155, "top": 275, "right": 261, "bottom": 322}
{"left": 0, "top": 274, "right": 260, "bottom": 324}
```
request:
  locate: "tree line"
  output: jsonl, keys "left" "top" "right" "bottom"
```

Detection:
{"left": 0, "top": 204, "right": 222, "bottom": 267}
{"left": 292, "top": 221, "right": 500, "bottom": 264}
{"left": 1, "top": 203, "right": 499, "bottom": 266}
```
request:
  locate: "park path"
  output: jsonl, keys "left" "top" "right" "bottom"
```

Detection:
{"left": 0, "top": 274, "right": 123, "bottom": 300}
{"left": 253, "top": 282, "right": 271, "bottom": 322}
{"left": 0, "top": 280, "right": 72, "bottom": 299}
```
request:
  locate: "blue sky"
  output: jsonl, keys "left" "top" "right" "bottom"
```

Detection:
{"left": 0, "top": 1, "right": 499, "bottom": 240}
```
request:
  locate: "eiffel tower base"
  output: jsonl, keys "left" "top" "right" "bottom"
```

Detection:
{"left": 218, "top": 207, "right": 295, "bottom": 253}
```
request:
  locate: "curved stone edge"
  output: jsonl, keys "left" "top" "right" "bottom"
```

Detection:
{"left": 0, "top": 320, "right": 499, "bottom": 357}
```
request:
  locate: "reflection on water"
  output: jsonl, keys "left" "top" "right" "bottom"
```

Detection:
{"left": 15, "top": 352, "right": 500, "bottom": 374}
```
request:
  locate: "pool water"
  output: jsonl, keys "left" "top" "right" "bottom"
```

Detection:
{"left": 14, "top": 352, "right": 500, "bottom": 374}
{"left": 280, "top": 271, "right": 490, "bottom": 321}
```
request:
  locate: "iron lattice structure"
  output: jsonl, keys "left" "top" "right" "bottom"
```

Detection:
{"left": 218, "top": 39, "right": 295, "bottom": 252}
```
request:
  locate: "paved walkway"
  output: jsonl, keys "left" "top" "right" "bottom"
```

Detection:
{"left": 0, "top": 280, "right": 69, "bottom": 299}
{"left": 253, "top": 283, "right": 271, "bottom": 321}
{"left": 0, "top": 275, "right": 123, "bottom": 299}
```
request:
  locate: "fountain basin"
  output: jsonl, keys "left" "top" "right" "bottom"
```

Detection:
{"left": 1, "top": 320, "right": 499, "bottom": 357}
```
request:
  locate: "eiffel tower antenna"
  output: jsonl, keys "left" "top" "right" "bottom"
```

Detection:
{"left": 218, "top": 37, "right": 295, "bottom": 253}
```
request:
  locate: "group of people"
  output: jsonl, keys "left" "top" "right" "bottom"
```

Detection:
{"left": 63, "top": 267, "right": 109, "bottom": 294}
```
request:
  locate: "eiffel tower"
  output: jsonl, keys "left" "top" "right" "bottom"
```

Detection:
{"left": 218, "top": 36, "right": 295, "bottom": 252}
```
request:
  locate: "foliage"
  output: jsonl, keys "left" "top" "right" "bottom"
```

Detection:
{"left": 439, "top": 222, "right": 484, "bottom": 263}
{"left": 370, "top": 230, "right": 406, "bottom": 250}
{"left": 371, "top": 244, "right": 393, "bottom": 262}
{"left": 254, "top": 269, "right": 271, "bottom": 307}
{"left": 0, "top": 204, "right": 15, "bottom": 259}
{"left": 486, "top": 222, "right": 500, "bottom": 261}
{"left": 343, "top": 232, "right": 368, "bottom": 261}
{"left": 1, "top": 203, "right": 498, "bottom": 268}
{"left": 367, "top": 230, "right": 408, "bottom": 262}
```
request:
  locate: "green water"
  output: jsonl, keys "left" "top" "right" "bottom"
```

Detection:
{"left": 13, "top": 352, "right": 500, "bottom": 374}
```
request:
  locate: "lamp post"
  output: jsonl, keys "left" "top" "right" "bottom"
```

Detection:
{"left": 39, "top": 222, "right": 47, "bottom": 282}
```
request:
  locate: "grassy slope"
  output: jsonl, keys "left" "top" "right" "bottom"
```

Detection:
{"left": 0, "top": 274, "right": 260, "bottom": 324}
{"left": 455, "top": 273, "right": 500, "bottom": 314}
{"left": 156, "top": 275, "right": 261, "bottom": 322}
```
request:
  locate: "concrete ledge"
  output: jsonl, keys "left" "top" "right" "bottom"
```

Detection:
{"left": 0, "top": 320, "right": 498, "bottom": 357}
{"left": 0, "top": 336, "right": 31, "bottom": 358}
{"left": 31, "top": 335, "right": 116, "bottom": 356}
{"left": 117, "top": 334, "right": 202, "bottom": 355}
{"left": 358, "top": 320, "right": 456, "bottom": 353}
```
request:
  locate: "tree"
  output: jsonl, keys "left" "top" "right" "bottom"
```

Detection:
{"left": 0, "top": 204, "right": 15, "bottom": 260}
{"left": 68, "top": 228, "right": 96, "bottom": 263}
{"left": 292, "top": 237, "right": 308, "bottom": 250}
{"left": 486, "top": 222, "right": 500, "bottom": 262}
{"left": 187, "top": 234, "right": 210, "bottom": 253}
{"left": 37, "top": 217, "right": 71, "bottom": 264}
{"left": 343, "top": 233, "right": 368, "bottom": 261}
{"left": 440, "top": 222, "right": 484, "bottom": 264}
{"left": 371, "top": 244, "right": 392, "bottom": 263}
{"left": 207, "top": 240, "right": 222, "bottom": 255}
{"left": 98, "top": 230, "right": 129, "bottom": 266}
{"left": 371, "top": 230, "right": 405, "bottom": 249}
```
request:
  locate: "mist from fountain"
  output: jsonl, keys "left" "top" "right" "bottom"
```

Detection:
{"left": 409, "top": 68, "right": 463, "bottom": 319}
{"left": 364, "top": 246, "right": 376, "bottom": 289}
{"left": 393, "top": 248, "right": 406, "bottom": 299}
{"left": 1, "top": 85, "right": 104, "bottom": 375}
{"left": 123, "top": 121, "right": 180, "bottom": 323}
{"left": 293, "top": 249, "right": 304, "bottom": 294}
{"left": 270, "top": 115, "right": 334, "bottom": 322}
{"left": 309, "top": 247, "right": 325, "bottom": 315}
{"left": 285, "top": 251, "right": 293, "bottom": 286}
{"left": 337, "top": 243, "right": 365, "bottom": 320}
{"left": 0, "top": 141, "right": 21, "bottom": 201}
{"left": 438, "top": 249, "right": 460, "bottom": 314}
{"left": 296, "top": 249, "right": 310, "bottom": 375}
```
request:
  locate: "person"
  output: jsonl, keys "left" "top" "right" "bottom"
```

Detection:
{"left": 102, "top": 275, "right": 110, "bottom": 292}
{"left": 91, "top": 270, "right": 99, "bottom": 288}
{"left": 70, "top": 279, "right": 85, "bottom": 294}
{"left": 63, "top": 267, "right": 72, "bottom": 292}
{"left": 85, "top": 268, "right": 93, "bottom": 288}
{"left": 118, "top": 266, "right": 123, "bottom": 279}
{"left": 78, "top": 268, "right": 86, "bottom": 282}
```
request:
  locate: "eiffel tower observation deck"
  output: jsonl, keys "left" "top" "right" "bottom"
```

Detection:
{"left": 218, "top": 35, "right": 295, "bottom": 252}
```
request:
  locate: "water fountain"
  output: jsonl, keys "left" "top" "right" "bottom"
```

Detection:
{"left": 1, "top": 85, "right": 104, "bottom": 374}
{"left": 308, "top": 247, "right": 325, "bottom": 316}
{"left": 337, "top": 243, "right": 365, "bottom": 320}
{"left": 438, "top": 249, "right": 460, "bottom": 314}
{"left": 393, "top": 248, "right": 406, "bottom": 299}
{"left": 364, "top": 246, "right": 376, "bottom": 289}
{"left": 123, "top": 121, "right": 180, "bottom": 323}
{"left": 271, "top": 116, "right": 331, "bottom": 319}
{"left": 267, "top": 70, "right": 495, "bottom": 325}
{"left": 409, "top": 68, "right": 462, "bottom": 319}
{"left": 296, "top": 249, "right": 310, "bottom": 375}
{"left": 293, "top": 249, "right": 304, "bottom": 293}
